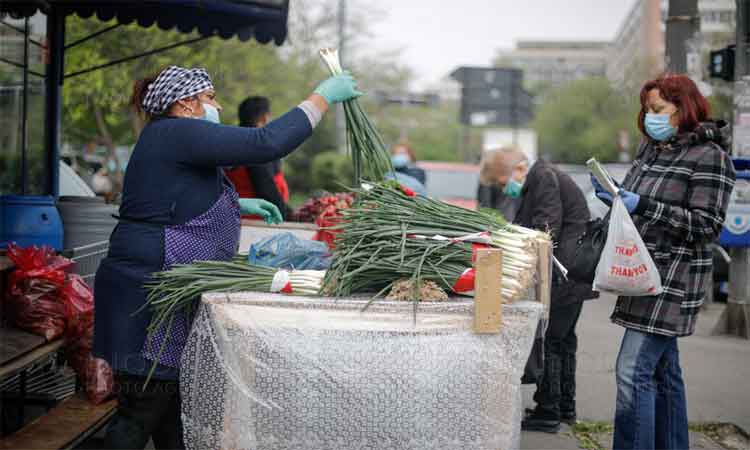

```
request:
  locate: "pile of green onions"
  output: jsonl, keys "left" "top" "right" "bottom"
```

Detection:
{"left": 323, "top": 182, "right": 548, "bottom": 306}
{"left": 137, "top": 260, "right": 325, "bottom": 382}
{"left": 319, "top": 47, "right": 393, "bottom": 182}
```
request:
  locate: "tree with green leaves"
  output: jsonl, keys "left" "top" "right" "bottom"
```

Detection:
{"left": 532, "top": 77, "right": 641, "bottom": 164}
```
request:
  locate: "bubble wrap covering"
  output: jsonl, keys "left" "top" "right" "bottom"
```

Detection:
{"left": 180, "top": 293, "right": 543, "bottom": 450}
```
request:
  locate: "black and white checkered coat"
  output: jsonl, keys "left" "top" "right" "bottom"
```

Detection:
{"left": 612, "top": 125, "right": 735, "bottom": 337}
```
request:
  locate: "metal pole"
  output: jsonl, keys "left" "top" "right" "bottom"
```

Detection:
{"left": 336, "top": 0, "right": 347, "bottom": 155}
{"left": 737, "top": 0, "right": 749, "bottom": 78}
{"left": 665, "top": 0, "right": 700, "bottom": 73}
{"left": 20, "top": 18, "right": 29, "bottom": 195}
{"left": 45, "top": 7, "right": 65, "bottom": 197}
{"left": 724, "top": 0, "right": 750, "bottom": 338}
{"left": 511, "top": 79, "right": 519, "bottom": 147}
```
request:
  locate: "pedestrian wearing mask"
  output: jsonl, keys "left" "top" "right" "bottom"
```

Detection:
{"left": 93, "top": 65, "right": 361, "bottom": 449}
{"left": 486, "top": 147, "right": 594, "bottom": 432}
{"left": 391, "top": 143, "right": 426, "bottom": 184}
{"left": 592, "top": 74, "right": 734, "bottom": 450}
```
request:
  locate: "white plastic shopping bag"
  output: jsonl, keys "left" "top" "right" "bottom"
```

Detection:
{"left": 593, "top": 195, "right": 663, "bottom": 296}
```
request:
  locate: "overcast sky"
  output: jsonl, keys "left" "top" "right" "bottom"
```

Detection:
{"left": 365, "top": 0, "right": 637, "bottom": 89}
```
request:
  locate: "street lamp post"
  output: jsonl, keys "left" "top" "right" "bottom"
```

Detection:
{"left": 725, "top": 0, "right": 750, "bottom": 338}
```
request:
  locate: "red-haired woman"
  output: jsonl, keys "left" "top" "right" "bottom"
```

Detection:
{"left": 593, "top": 74, "right": 735, "bottom": 450}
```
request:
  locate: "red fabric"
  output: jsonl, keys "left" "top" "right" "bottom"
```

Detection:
{"left": 273, "top": 172, "right": 290, "bottom": 203}
{"left": 224, "top": 167, "right": 257, "bottom": 198}
{"left": 224, "top": 167, "right": 262, "bottom": 220}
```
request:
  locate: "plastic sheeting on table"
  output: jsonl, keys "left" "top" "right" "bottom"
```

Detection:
{"left": 180, "top": 293, "right": 543, "bottom": 450}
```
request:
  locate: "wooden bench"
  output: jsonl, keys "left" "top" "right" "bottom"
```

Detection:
{"left": 0, "top": 392, "right": 117, "bottom": 450}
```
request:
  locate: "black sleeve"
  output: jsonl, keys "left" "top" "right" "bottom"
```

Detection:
{"left": 477, "top": 184, "right": 493, "bottom": 208}
{"left": 247, "top": 163, "right": 292, "bottom": 220}
{"left": 529, "top": 168, "right": 563, "bottom": 242}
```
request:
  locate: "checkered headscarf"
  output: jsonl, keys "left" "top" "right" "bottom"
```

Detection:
{"left": 142, "top": 66, "right": 214, "bottom": 115}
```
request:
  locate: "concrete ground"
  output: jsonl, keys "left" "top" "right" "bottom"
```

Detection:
{"left": 520, "top": 293, "right": 750, "bottom": 449}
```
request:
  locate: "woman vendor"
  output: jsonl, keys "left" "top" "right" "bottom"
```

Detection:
{"left": 93, "top": 65, "right": 361, "bottom": 449}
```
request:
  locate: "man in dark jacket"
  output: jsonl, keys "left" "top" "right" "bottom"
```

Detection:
{"left": 225, "top": 96, "right": 294, "bottom": 219}
{"left": 489, "top": 148, "right": 593, "bottom": 432}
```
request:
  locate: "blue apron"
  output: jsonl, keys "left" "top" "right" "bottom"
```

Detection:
{"left": 93, "top": 181, "right": 240, "bottom": 379}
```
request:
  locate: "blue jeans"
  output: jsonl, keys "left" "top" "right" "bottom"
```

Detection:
{"left": 614, "top": 329, "right": 688, "bottom": 450}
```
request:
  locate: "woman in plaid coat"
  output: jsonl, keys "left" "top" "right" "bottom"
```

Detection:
{"left": 593, "top": 74, "right": 735, "bottom": 450}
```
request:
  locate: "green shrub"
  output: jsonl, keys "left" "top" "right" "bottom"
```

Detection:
{"left": 310, "top": 151, "right": 354, "bottom": 192}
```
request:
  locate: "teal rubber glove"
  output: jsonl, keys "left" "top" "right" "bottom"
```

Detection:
{"left": 238, "top": 198, "right": 283, "bottom": 224}
{"left": 314, "top": 72, "right": 363, "bottom": 104}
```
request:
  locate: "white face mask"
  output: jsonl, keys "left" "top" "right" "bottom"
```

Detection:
{"left": 201, "top": 103, "right": 220, "bottom": 124}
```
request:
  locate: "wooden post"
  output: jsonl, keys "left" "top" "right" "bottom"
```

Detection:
{"left": 473, "top": 248, "right": 503, "bottom": 334}
{"left": 536, "top": 240, "right": 552, "bottom": 319}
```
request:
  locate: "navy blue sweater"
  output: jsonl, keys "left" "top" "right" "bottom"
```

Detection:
{"left": 93, "top": 108, "right": 312, "bottom": 379}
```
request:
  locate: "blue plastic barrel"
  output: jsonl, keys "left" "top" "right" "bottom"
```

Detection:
{"left": 0, "top": 195, "right": 64, "bottom": 250}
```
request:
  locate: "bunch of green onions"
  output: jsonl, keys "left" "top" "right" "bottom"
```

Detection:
{"left": 319, "top": 47, "right": 393, "bottom": 182}
{"left": 136, "top": 259, "right": 325, "bottom": 382}
{"left": 323, "top": 182, "right": 548, "bottom": 307}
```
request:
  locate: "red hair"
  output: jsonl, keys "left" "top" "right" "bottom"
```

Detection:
{"left": 638, "top": 73, "right": 710, "bottom": 136}
{"left": 392, "top": 142, "right": 418, "bottom": 162}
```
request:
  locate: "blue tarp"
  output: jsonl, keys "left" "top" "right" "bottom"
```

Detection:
{"left": 1, "top": 0, "right": 289, "bottom": 44}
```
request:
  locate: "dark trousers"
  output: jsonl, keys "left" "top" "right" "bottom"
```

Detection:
{"left": 103, "top": 373, "right": 184, "bottom": 450}
{"left": 533, "top": 300, "right": 583, "bottom": 419}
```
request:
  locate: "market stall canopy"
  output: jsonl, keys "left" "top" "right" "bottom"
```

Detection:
{"left": 0, "top": 0, "right": 289, "bottom": 197}
{"left": 0, "top": 0, "right": 289, "bottom": 44}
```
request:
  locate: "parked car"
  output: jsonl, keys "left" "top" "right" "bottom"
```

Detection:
{"left": 416, "top": 161, "right": 479, "bottom": 210}
{"left": 60, "top": 160, "right": 95, "bottom": 197}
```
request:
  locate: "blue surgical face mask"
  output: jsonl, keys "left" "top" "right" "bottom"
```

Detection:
{"left": 202, "top": 103, "right": 221, "bottom": 124}
{"left": 503, "top": 178, "right": 524, "bottom": 198}
{"left": 391, "top": 153, "right": 410, "bottom": 169}
{"left": 644, "top": 113, "right": 676, "bottom": 141}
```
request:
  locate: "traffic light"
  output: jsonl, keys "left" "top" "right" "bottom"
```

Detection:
{"left": 709, "top": 45, "right": 735, "bottom": 82}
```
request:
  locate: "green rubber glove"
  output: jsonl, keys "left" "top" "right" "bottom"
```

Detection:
{"left": 238, "top": 198, "right": 283, "bottom": 224}
{"left": 313, "top": 72, "right": 363, "bottom": 104}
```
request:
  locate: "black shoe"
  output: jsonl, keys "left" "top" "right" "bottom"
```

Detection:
{"left": 522, "top": 414, "right": 561, "bottom": 433}
{"left": 560, "top": 411, "right": 577, "bottom": 426}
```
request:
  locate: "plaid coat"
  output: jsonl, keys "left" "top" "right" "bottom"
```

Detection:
{"left": 612, "top": 126, "right": 735, "bottom": 337}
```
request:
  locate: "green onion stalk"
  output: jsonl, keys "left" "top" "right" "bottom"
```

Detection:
{"left": 322, "top": 182, "right": 549, "bottom": 308}
{"left": 319, "top": 48, "right": 393, "bottom": 183}
{"left": 136, "top": 260, "right": 325, "bottom": 384}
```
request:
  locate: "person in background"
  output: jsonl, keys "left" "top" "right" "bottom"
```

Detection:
{"left": 91, "top": 165, "right": 114, "bottom": 202}
{"left": 385, "top": 142, "right": 427, "bottom": 196}
{"left": 593, "top": 74, "right": 734, "bottom": 450}
{"left": 487, "top": 147, "right": 593, "bottom": 433}
{"left": 391, "top": 142, "right": 426, "bottom": 184}
{"left": 225, "top": 96, "right": 293, "bottom": 219}
{"left": 478, "top": 148, "right": 521, "bottom": 221}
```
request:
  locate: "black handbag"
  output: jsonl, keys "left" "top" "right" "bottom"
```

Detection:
{"left": 563, "top": 217, "right": 609, "bottom": 284}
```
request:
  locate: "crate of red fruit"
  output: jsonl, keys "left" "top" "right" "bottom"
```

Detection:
{"left": 294, "top": 192, "right": 354, "bottom": 249}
